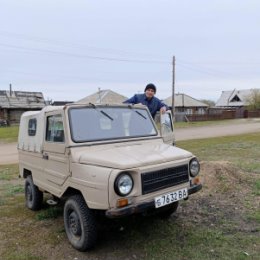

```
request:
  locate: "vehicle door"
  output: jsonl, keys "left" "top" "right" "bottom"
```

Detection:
{"left": 42, "top": 112, "right": 70, "bottom": 195}
{"left": 155, "top": 111, "right": 175, "bottom": 145}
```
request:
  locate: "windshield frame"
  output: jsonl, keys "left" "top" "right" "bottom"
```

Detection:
{"left": 68, "top": 105, "right": 158, "bottom": 143}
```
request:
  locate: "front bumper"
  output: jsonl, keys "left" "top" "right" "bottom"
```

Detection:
{"left": 105, "top": 183, "right": 202, "bottom": 218}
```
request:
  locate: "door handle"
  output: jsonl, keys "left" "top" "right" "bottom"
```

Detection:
{"left": 43, "top": 153, "right": 49, "bottom": 160}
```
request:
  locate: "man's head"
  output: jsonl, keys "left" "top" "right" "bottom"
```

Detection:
{"left": 144, "top": 83, "right": 156, "bottom": 99}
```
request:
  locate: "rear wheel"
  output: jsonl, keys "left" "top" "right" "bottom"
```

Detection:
{"left": 64, "top": 194, "right": 97, "bottom": 251}
{"left": 156, "top": 201, "right": 179, "bottom": 219}
{"left": 25, "top": 175, "right": 43, "bottom": 210}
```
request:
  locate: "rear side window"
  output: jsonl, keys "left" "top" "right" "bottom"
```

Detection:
{"left": 46, "top": 115, "right": 64, "bottom": 142}
{"left": 28, "top": 118, "right": 37, "bottom": 136}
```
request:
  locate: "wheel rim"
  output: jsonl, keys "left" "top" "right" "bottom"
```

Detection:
{"left": 68, "top": 211, "right": 82, "bottom": 237}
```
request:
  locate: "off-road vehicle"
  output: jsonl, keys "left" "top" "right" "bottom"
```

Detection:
{"left": 18, "top": 103, "right": 202, "bottom": 251}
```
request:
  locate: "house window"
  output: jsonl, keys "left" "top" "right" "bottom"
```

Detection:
{"left": 186, "top": 108, "right": 192, "bottom": 115}
{"left": 28, "top": 118, "right": 37, "bottom": 136}
{"left": 230, "top": 95, "right": 241, "bottom": 102}
{"left": 46, "top": 115, "right": 64, "bottom": 142}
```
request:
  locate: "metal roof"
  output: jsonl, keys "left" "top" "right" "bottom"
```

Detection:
{"left": 0, "top": 90, "right": 46, "bottom": 109}
{"left": 215, "top": 89, "right": 259, "bottom": 107}
{"left": 76, "top": 89, "right": 128, "bottom": 104}
{"left": 163, "top": 94, "right": 209, "bottom": 107}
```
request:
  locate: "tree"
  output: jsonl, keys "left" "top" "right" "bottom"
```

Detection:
{"left": 245, "top": 89, "right": 260, "bottom": 110}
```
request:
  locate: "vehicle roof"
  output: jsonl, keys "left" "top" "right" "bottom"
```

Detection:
{"left": 65, "top": 103, "right": 146, "bottom": 110}
{"left": 21, "top": 103, "right": 149, "bottom": 122}
{"left": 67, "top": 102, "right": 142, "bottom": 107}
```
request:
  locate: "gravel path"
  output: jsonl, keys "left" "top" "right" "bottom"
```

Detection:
{"left": 0, "top": 142, "right": 18, "bottom": 165}
{"left": 175, "top": 118, "right": 260, "bottom": 141}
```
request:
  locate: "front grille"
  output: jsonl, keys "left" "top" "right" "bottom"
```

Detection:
{"left": 141, "top": 165, "right": 189, "bottom": 195}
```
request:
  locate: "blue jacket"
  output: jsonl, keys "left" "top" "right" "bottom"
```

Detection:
{"left": 123, "top": 93, "right": 168, "bottom": 118}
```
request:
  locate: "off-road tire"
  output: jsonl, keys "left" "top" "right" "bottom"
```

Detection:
{"left": 64, "top": 194, "right": 97, "bottom": 251}
{"left": 25, "top": 175, "right": 43, "bottom": 211}
{"left": 156, "top": 201, "right": 179, "bottom": 219}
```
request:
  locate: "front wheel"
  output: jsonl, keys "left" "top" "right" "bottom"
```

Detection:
{"left": 64, "top": 194, "right": 97, "bottom": 251}
{"left": 25, "top": 175, "right": 43, "bottom": 211}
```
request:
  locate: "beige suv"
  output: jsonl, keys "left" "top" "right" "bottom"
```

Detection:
{"left": 18, "top": 103, "right": 202, "bottom": 251}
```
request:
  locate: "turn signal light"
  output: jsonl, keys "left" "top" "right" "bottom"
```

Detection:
{"left": 117, "top": 198, "right": 128, "bottom": 208}
{"left": 192, "top": 177, "right": 200, "bottom": 185}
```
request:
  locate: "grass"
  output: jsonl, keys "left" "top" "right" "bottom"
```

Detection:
{"left": 0, "top": 164, "right": 21, "bottom": 207}
{"left": 0, "top": 197, "right": 6, "bottom": 206}
{"left": 0, "top": 164, "right": 19, "bottom": 180}
{"left": 174, "top": 118, "right": 259, "bottom": 129}
{"left": 0, "top": 125, "right": 19, "bottom": 143}
{"left": 97, "top": 214, "right": 259, "bottom": 260}
{"left": 5, "top": 184, "right": 24, "bottom": 196}
{"left": 177, "top": 132, "right": 260, "bottom": 174}
{"left": 3, "top": 253, "right": 44, "bottom": 260}
{"left": 254, "top": 180, "right": 260, "bottom": 195}
{"left": 0, "top": 133, "right": 260, "bottom": 260}
{"left": 141, "top": 225, "right": 258, "bottom": 260}
{"left": 248, "top": 211, "right": 260, "bottom": 223}
{"left": 36, "top": 207, "right": 63, "bottom": 220}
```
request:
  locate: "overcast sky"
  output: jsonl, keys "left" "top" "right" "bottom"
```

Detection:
{"left": 0, "top": 0, "right": 259, "bottom": 102}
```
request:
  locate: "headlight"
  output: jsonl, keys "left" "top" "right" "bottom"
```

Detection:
{"left": 189, "top": 158, "right": 200, "bottom": 177}
{"left": 114, "top": 173, "right": 133, "bottom": 196}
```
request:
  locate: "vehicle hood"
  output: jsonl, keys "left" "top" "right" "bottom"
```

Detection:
{"left": 72, "top": 142, "right": 193, "bottom": 169}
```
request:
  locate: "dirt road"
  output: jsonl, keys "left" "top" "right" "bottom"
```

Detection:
{"left": 0, "top": 142, "right": 18, "bottom": 165}
{"left": 175, "top": 118, "right": 260, "bottom": 141}
{"left": 0, "top": 118, "right": 259, "bottom": 165}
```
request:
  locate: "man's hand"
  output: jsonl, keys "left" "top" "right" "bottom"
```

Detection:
{"left": 160, "top": 106, "right": 167, "bottom": 114}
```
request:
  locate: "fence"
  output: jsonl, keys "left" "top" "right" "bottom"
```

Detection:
{"left": 248, "top": 110, "right": 260, "bottom": 118}
{"left": 177, "top": 108, "right": 260, "bottom": 122}
{"left": 185, "top": 110, "right": 236, "bottom": 122}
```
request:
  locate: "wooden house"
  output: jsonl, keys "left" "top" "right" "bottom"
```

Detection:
{"left": 0, "top": 89, "right": 45, "bottom": 125}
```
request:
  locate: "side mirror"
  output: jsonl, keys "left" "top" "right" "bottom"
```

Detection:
{"left": 160, "top": 112, "right": 175, "bottom": 145}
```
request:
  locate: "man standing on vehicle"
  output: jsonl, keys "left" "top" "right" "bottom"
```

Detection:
{"left": 123, "top": 83, "right": 168, "bottom": 118}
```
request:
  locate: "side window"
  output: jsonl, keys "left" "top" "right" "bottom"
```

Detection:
{"left": 161, "top": 113, "right": 173, "bottom": 134}
{"left": 28, "top": 118, "right": 37, "bottom": 136}
{"left": 46, "top": 115, "right": 64, "bottom": 143}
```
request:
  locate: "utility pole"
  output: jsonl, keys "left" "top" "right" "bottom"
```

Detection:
{"left": 98, "top": 87, "right": 101, "bottom": 104}
{"left": 172, "top": 56, "right": 175, "bottom": 121}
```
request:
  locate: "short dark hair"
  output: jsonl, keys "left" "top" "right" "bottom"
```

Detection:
{"left": 144, "top": 83, "right": 156, "bottom": 93}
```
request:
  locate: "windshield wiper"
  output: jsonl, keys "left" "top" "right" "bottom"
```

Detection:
{"left": 89, "top": 103, "right": 114, "bottom": 121}
{"left": 126, "top": 104, "right": 147, "bottom": 120}
{"left": 100, "top": 110, "right": 113, "bottom": 121}
{"left": 135, "top": 110, "right": 147, "bottom": 119}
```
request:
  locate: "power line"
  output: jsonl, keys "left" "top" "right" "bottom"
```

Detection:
{"left": 1, "top": 30, "right": 259, "bottom": 80}
{"left": 177, "top": 61, "right": 237, "bottom": 78}
{"left": 178, "top": 58, "right": 260, "bottom": 65}
{"left": 0, "top": 42, "right": 170, "bottom": 64}
{"left": 2, "top": 69, "right": 120, "bottom": 83}
{"left": 0, "top": 30, "right": 168, "bottom": 60}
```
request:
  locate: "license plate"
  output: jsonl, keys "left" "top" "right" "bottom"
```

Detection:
{"left": 154, "top": 188, "right": 188, "bottom": 208}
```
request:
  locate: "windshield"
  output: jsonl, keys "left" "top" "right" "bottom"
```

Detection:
{"left": 69, "top": 106, "right": 157, "bottom": 142}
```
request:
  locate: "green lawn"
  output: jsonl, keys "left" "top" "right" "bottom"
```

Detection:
{"left": 0, "top": 126, "right": 19, "bottom": 143}
{"left": 174, "top": 118, "right": 260, "bottom": 128}
{"left": 177, "top": 132, "right": 260, "bottom": 174}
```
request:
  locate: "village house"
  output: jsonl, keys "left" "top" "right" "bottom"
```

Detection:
{"left": 0, "top": 87, "right": 46, "bottom": 125}
{"left": 215, "top": 88, "right": 260, "bottom": 118}
{"left": 76, "top": 89, "right": 128, "bottom": 104}
{"left": 215, "top": 88, "right": 259, "bottom": 108}
{"left": 163, "top": 93, "right": 209, "bottom": 121}
{"left": 164, "top": 93, "right": 209, "bottom": 114}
